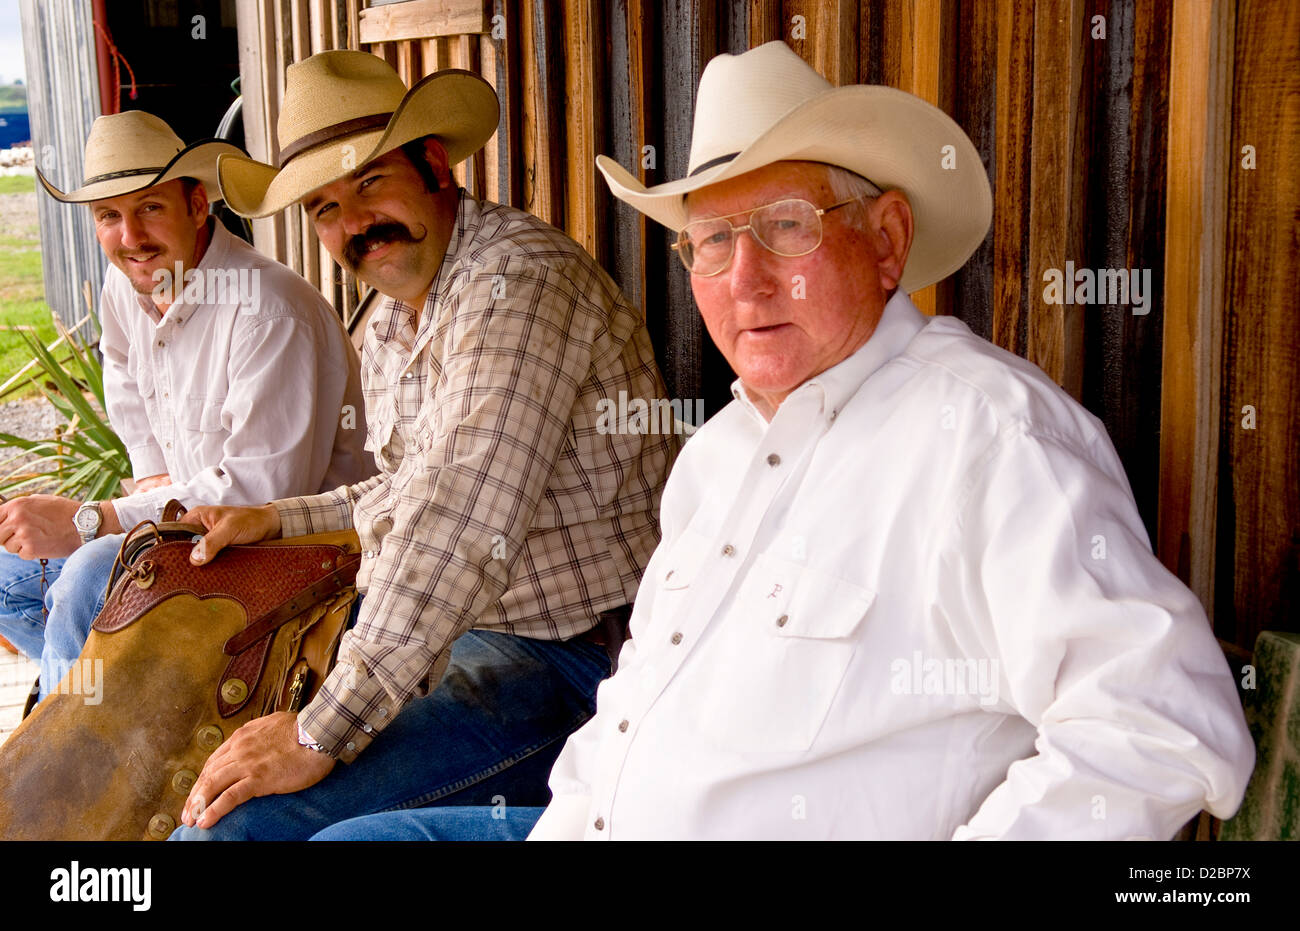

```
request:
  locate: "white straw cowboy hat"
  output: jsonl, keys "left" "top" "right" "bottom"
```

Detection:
{"left": 597, "top": 41, "right": 993, "bottom": 293}
{"left": 218, "top": 50, "right": 500, "bottom": 218}
{"left": 37, "top": 110, "right": 244, "bottom": 204}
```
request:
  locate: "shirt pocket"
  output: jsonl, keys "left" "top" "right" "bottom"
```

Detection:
{"left": 638, "top": 528, "right": 714, "bottom": 640}
{"left": 695, "top": 552, "right": 875, "bottom": 754}
{"left": 180, "top": 395, "right": 226, "bottom": 433}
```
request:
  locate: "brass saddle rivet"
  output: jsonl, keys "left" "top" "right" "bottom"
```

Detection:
{"left": 196, "top": 724, "right": 223, "bottom": 750}
{"left": 147, "top": 813, "right": 175, "bottom": 839}
{"left": 321, "top": 560, "right": 332, "bottom": 570}
{"left": 172, "top": 769, "right": 197, "bottom": 794}
{"left": 220, "top": 678, "right": 248, "bottom": 704}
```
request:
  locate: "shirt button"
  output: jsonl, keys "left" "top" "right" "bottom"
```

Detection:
{"left": 345, "top": 741, "right": 356, "bottom": 751}
{"left": 162, "top": 392, "right": 168, "bottom": 398}
{"left": 165, "top": 442, "right": 172, "bottom": 449}
{"left": 593, "top": 817, "right": 605, "bottom": 831}
{"left": 404, "top": 371, "right": 414, "bottom": 379}
{"left": 767, "top": 453, "right": 781, "bottom": 467}
{"left": 776, "top": 614, "right": 788, "bottom": 627}
{"left": 618, "top": 719, "right": 629, "bottom": 732}
{"left": 378, "top": 707, "right": 388, "bottom": 717}
{"left": 157, "top": 340, "right": 164, "bottom": 347}
{"left": 670, "top": 632, "right": 682, "bottom": 645}
{"left": 721, "top": 544, "right": 735, "bottom": 557}
{"left": 829, "top": 410, "right": 838, "bottom": 422}
{"left": 362, "top": 724, "right": 373, "bottom": 734}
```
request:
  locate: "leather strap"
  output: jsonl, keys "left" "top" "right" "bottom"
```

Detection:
{"left": 223, "top": 554, "right": 361, "bottom": 655}
{"left": 278, "top": 113, "right": 393, "bottom": 166}
{"left": 161, "top": 499, "right": 186, "bottom": 523}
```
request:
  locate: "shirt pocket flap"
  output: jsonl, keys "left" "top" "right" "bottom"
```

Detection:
{"left": 746, "top": 554, "right": 876, "bottom": 639}
{"left": 181, "top": 395, "right": 226, "bottom": 432}
{"left": 657, "top": 528, "right": 714, "bottom": 590}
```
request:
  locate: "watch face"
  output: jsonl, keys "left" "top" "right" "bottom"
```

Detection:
{"left": 74, "top": 506, "right": 99, "bottom": 532}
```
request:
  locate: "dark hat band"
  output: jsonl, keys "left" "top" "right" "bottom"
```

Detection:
{"left": 81, "top": 166, "right": 166, "bottom": 186}
{"left": 689, "top": 152, "right": 739, "bottom": 176}
{"left": 278, "top": 113, "right": 395, "bottom": 167}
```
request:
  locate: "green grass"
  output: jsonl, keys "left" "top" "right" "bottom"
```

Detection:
{"left": 0, "top": 175, "right": 34, "bottom": 195}
{"left": 0, "top": 225, "right": 56, "bottom": 396}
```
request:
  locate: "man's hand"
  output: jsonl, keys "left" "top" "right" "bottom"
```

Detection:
{"left": 0, "top": 495, "right": 81, "bottom": 559}
{"left": 181, "top": 503, "right": 282, "bottom": 565}
{"left": 181, "top": 711, "right": 334, "bottom": 829}
{"left": 133, "top": 472, "right": 172, "bottom": 493}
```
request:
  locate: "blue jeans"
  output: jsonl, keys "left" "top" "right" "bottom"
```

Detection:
{"left": 311, "top": 806, "right": 545, "bottom": 841}
{"left": 171, "top": 627, "right": 610, "bottom": 841}
{"left": 0, "top": 551, "right": 65, "bottom": 659}
{"left": 0, "top": 534, "right": 122, "bottom": 699}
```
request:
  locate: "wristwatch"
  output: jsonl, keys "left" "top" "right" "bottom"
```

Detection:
{"left": 73, "top": 501, "right": 103, "bottom": 545}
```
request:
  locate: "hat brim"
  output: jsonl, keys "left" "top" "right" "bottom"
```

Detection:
{"left": 37, "top": 138, "right": 246, "bottom": 205}
{"left": 597, "top": 85, "right": 992, "bottom": 293}
{"left": 220, "top": 69, "right": 500, "bottom": 218}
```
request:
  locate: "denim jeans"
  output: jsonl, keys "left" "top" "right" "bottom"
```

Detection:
{"left": 0, "top": 534, "right": 122, "bottom": 700}
{"left": 310, "top": 805, "right": 545, "bottom": 841}
{"left": 171, "top": 627, "right": 611, "bottom": 841}
{"left": 0, "top": 551, "right": 65, "bottom": 659}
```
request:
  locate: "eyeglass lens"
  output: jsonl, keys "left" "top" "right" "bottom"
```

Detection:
{"left": 677, "top": 199, "right": 825, "bottom": 275}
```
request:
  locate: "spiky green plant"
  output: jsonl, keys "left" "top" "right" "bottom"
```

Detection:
{"left": 0, "top": 321, "right": 130, "bottom": 501}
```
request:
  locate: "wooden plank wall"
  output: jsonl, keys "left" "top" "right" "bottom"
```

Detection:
{"left": 236, "top": 0, "right": 1299, "bottom": 653}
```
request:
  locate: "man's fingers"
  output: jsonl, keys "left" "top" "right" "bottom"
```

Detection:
{"left": 193, "top": 779, "right": 254, "bottom": 829}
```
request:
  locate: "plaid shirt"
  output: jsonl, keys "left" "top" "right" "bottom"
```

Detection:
{"left": 276, "top": 192, "right": 677, "bottom": 761}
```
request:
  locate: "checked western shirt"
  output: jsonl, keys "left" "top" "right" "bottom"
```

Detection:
{"left": 276, "top": 192, "right": 676, "bottom": 762}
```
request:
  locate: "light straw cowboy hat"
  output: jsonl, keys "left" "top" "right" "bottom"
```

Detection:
{"left": 218, "top": 50, "right": 500, "bottom": 218}
{"left": 37, "top": 110, "right": 245, "bottom": 204}
{"left": 597, "top": 41, "right": 993, "bottom": 293}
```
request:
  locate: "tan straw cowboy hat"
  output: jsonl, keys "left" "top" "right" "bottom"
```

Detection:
{"left": 597, "top": 41, "right": 993, "bottom": 293}
{"left": 218, "top": 50, "right": 500, "bottom": 218}
{"left": 37, "top": 110, "right": 244, "bottom": 204}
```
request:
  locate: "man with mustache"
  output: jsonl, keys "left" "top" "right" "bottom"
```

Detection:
{"left": 0, "top": 110, "right": 371, "bottom": 696}
{"left": 166, "top": 51, "right": 674, "bottom": 840}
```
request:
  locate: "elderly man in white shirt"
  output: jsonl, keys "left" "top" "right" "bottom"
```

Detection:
{"left": 309, "top": 41, "right": 1254, "bottom": 843}
{"left": 0, "top": 111, "right": 370, "bottom": 698}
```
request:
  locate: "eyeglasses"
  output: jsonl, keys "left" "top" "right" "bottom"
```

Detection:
{"left": 672, "top": 196, "right": 869, "bottom": 277}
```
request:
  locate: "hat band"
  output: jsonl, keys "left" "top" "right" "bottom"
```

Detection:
{"left": 81, "top": 166, "right": 166, "bottom": 186}
{"left": 278, "top": 113, "right": 394, "bottom": 167}
{"left": 689, "top": 152, "right": 739, "bottom": 176}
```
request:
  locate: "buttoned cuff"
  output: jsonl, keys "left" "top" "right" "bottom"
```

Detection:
{"left": 275, "top": 489, "right": 354, "bottom": 538}
{"left": 110, "top": 488, "right": 173, "bottom": 531}
{"left": 298, "top": 665, "right": 397, "bottom": 763}
{"left": 128, "top": 443, "right": 168, "bottom": 481}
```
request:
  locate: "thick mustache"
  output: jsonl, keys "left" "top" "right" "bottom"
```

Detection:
{"left": 343, "top": 222, "right": 426, "bottom": 269}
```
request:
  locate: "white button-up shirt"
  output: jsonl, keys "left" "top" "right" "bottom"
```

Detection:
{"left": 531, "top": 291, "right": 1254, "bottom": 840}
{"left": 99, "top": 221, "right": 372, "bottom": 528}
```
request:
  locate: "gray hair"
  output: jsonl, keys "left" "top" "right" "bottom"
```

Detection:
{"left": 822, "top": 164, "right": 882, "bottom": 222}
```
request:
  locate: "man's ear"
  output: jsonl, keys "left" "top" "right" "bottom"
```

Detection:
{"left": 190, "top": 182, "right": 211, "bottom": 224}
{"left": 420, "top": 137, "right": 453, "bottom": 190}
{"left": 867, "top": 190, "right": 914, "bottom": 293}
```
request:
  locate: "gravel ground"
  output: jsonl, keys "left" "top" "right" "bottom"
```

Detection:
{"left": 0, "top": 395, "right": 61, "bottom": 489}
{"left": 0, "top": 191, "right": 39, "bottom": 240}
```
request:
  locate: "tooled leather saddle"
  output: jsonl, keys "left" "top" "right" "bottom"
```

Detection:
{"left": 0, "top": 505, "right": 360, "bottom": 840}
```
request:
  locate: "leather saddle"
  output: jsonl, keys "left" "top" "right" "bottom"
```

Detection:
{"left": 0, "top": 511, "right": 360, "bottom": 840}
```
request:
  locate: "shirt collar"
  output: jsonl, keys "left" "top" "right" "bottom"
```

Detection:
{"left": 731, "top": 289, "right": 928, "bottom": 425}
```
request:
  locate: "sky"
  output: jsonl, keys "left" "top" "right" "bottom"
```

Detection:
{"left": 0, "top": 0, "right": 28, "bottom": 86}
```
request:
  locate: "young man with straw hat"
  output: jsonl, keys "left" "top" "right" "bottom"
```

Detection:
{"left": 0, "top": 110, "right": 371, "bottom": 701}
{"left": 314, "top": 41, "right": 1252, "bottom": 841}
{"left": 169, "top": 50, "right": 674, "bottom": 840}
